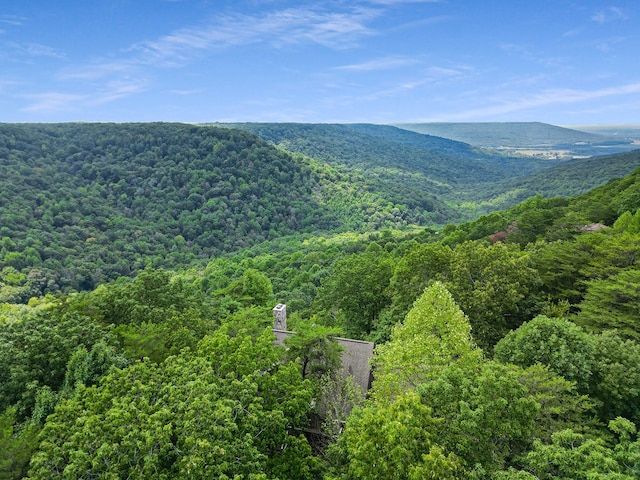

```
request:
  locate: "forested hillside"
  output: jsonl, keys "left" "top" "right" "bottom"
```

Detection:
{"left": 468, "top": 149, "right": 640, "bottom": 211}
{"left": 222, "top": 122, "right": 546, "bottom": 180}
{"left": 3, "top": 122, "right": 640, "bottom": 301}
{"left": 3, "top": 145, "right": 640, "bottom": 477}
{"left": 222, "top": 123, "right": 547, "bottom": 210}
{"left": 0, "top": 123, "right": 449, "bottom": 298}
{"left": 222, "top": 122, "right": 640, "bottom": 216}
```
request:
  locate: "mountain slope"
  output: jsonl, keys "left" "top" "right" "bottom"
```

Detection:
{"left": 2, "top": 122, "right": 639, "bottom": 299}
{"left": 222, "top": 122, "right": 545, "bottom": 183}
{"left": 469, "top": 150, "right": 640, "bottom": 210}
{"left": 394, "top": 122, "right": 616, "bottom": 147}
{"left": 221, "top": 122, "right": 640, "bottom": 217}
{"left": 0, "top": 123, "right": 446, "bottom": 296}
{"left": 394, "top": 122, "right": 638, "bottom": 158}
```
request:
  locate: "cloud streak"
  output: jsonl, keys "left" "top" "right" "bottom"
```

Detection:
{"left": 356, "top": 64, "right": 471, "bottom": 101}
{"left": 39, "top": 4, "right": 383, "bottom": 113}
{"left": 20, "top": 92, "right": 87, "bottom": 113}
{"left": 132, "top": 6, "right": 378, "bottom": 67}
{"left": 365, "top": 0, "right": 442, "bottom": 4}
{"left": 592, "top": 7, "right": 628, "bottom": 23}
{"left": 6, "top": 41, "right": 67, "bottom": 60}
{"left": 0, "top": 14, "right": 26, "bottom": 26}
{"left": 336, "top": 56, "right": 418, "bottom": 71}
{"left": 442, "top": 82, "right": 640, "bottom": 121}
{"left": 20, "top": 78, "right": 147, "bottom": 113}
{"left": 60, "top": 5, "right": 380, "bottom": 83}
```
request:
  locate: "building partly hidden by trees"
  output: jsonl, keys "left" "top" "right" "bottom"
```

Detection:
{"left": 3, "top": 147, "right": 640, "bottom": 477}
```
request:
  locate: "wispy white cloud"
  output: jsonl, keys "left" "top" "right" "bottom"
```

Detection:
{"left": 0, "top": 79, "right": 19, "bottom": 93}
{"left": 19, "top": 4, "right": 383, "bottom": 114}
{"left": 562, "top": 27, "right": 583, "bottom": 37}
{"left": 425, "top": 66, "right": 468, "bottom": 77}
{"left": 6, "top": 41, "right": 67, "bottom": 59}
{"left": 594, "top": 35, "right": 625, "bottom": 52}
{"left": 356, "top": 64, "right": 471, "bottom": 101}
{"left": 20, "top": 92, "right": 87, "bottom": 113}
{"left": 20, "top": 78, "right": 147, "bottom": 112}
{"left": 132, "top": 6, "right": 378, "bottom": 67}
{"left": 387, "top": 14, "right": 452, "bottom": 32}
{"left": 592, "top": 7, "right": 628, "bottom": 23}
{"left": 441, "top": 82, "right": 640, "bottom": 121}
{"left": 18, "top": 2, "right": 446, "bottom": 115}
{"left": 0, "top": 39, "right": 67, "bottom": 64}
{"left": 500, "top": 43, "right": 563, "bottom": 68}
{"left": 365, "top": 0, "right": 442, "bottom": 4}
{"left": 58, "top": 62, "right": 134, "bottom": 81}
{"left": 89, "top": 79, "right": 147, "bottom": 106}
{"left": 336, "top": 56, "right": 418, "bottom": 71}
{"left": 0, "top": 14, "right": 26, "bottom": 26}
{"left": 167, "top": 89, "right": 202, "bottom": 95}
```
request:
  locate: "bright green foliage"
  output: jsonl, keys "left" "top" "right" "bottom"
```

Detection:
{"left": 386, "top": 242, "right": 452, "bottom": 315}
{"left": 494, "top": 315, "right": 594, "bottom": 391}
{"left": 417, "top": 362, "right": 540, "bottom": 475}
{"left": 0, "top": 407, "right": 40, "bottom": 479}
{"left": 515, "top": 364, "right": 598, "bottom": 442}
{"left": 0, "top": 310, "right": 118, "bottom": 421}
{"left": 337, "top": 391, "right": 462, "bottom": 480}
{"left": 506, "top": 195, "right": 569, "bottom": 246}
{"left": 2, "top": 123, "right": 402, "bottom": 293}
{"left": 439, "top": 241, "right": 541, "bottom": 350}
{"left": 86, "top": 268, "right": 214, "bottom": 361}
{"left": 609, "top": 417, "right": 640, "bottom": 478}
{"left": 375, "top": 242, "right": 452, "bottom": 342}
{"left": 3, "top": 132, "right": 640, "bottom": 478}
{"left": 531, "top": 228, "right": 640, "bottom": 313}
{"left": 218, "top": 268, "right": 274, "bottom": 307}
{"left": 530, "top": 234, "right": 604, "bottom": 307}
{"left": 62, "top": 341, "right": 127, "bottom": 391}
{"left": 589, "top": 331, "right": 640, "bottom": 423}
{"left": 219, "top": 305, "right": 274, "bottom": 337}
{"left": 576, "top": 267, "right": 640, "bottom": 340}
{"left": 371, "top": 282, "right": 483, "bottom": 401}
{"left": 315, "top": 243, "right": 393, "bottom": 339}
{"left": 283, "top": 322, "right": 343, "bottom": 380}
{"left": 498, "top": 419, "right": 640, "bottom": 479}
{"left": 614, "top": 209, "right": 640, "bottom": 233}
{"left": 580, "top": 231, "right": 640, "bottom": 279}
{"left": 89, "top": 267, "right": 201, "bottom": 326}
{"left": 28, "top": 328, "right": 320, "bottom": 479}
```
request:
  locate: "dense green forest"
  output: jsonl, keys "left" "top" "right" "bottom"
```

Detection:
{"left": 466, "top": 150, "right": 640, "bottom": 211}
{"left": 221, "top": 122, "right": 640, "bottom": 217}
{"left": 0, "top": 123, "right": 450, "bottom": 299}
{"left": 3, "top": 123, "right": 640, "bottom": 301}
{"left": 2, "top": 123, "right": 640, "bottom": 478}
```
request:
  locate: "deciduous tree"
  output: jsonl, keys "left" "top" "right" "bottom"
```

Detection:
{"left": 371, "top": 282, "right": 482, "bottom": 401}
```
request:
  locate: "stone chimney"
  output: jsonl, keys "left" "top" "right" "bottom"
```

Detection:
{"left": 273, "top": 303, "right": 287, "bottom": 330}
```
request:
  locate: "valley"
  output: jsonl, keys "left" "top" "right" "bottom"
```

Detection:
{"left": 1, "top": 121, "right": 640, "bottom": 479}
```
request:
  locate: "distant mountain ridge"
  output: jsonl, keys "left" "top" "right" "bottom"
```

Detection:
{"left": 220, "top": 121, "right": 640, "bottom": 218}
{"left": 393, "top": 121, "right": 638, "bottom": 157}
{"left": 393, "top": 122, "right": 611, "bottom": 147}
{"left": 567, "top": 125, "right": 640, "bottom": 141}
{"left": 220, "top": 122, "right": 546, "bottom": 184}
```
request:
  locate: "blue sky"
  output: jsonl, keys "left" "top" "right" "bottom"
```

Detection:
{"left": 1, "top": 0, "right": 639, "bottom": 124}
